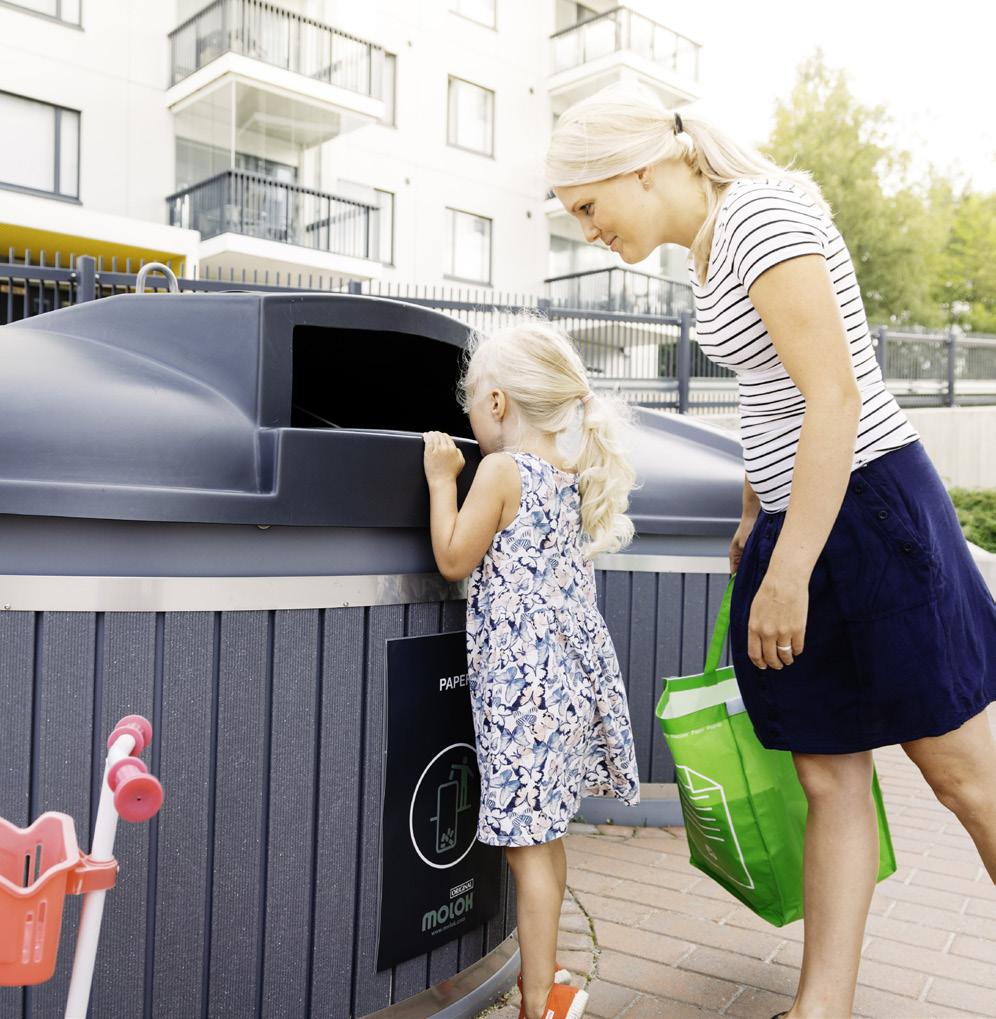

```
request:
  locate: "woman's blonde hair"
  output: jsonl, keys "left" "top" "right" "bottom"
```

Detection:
{"left": 544, "top": 82, "right": 830, "bottom": 285}
{"left": 457, "top": 315, "right": 638, "bottom": 560}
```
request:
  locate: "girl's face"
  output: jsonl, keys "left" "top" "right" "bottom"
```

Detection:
{"left": 554, "top": 159, "right": 705, "bottom": 260}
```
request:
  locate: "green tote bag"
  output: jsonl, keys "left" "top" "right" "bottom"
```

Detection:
{"left": 655, "top": 577, "right": 897, "bottom": 926}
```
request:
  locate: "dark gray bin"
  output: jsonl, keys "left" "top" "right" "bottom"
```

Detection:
{"left": 0, "top": 292, "right": 743, "bottom": 1019}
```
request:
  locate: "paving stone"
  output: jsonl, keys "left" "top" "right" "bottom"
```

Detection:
{"left": 594, "top": 919, "right": 693, "bottom": 965}
{"left": 567, "top": 822, "right": 599, "bottom": 835}
{"left": 618, "top": 993, "right": 717, "bottom": 1017}
{"left": 595, "top": 949, "right": 740, "bottom": 1012}
{"left": 583, "top": 979, "right": 639, "bottom": 1019}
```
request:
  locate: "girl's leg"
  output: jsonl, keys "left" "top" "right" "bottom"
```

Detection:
{"left": 901, "top": 708, "right": 996, "bottom": 879}
{"left": 505, "top": 839, "right": 567, "bottom": 1019}
{"left": 788, "top": 750, "right": 878, "bottom": 1019}
{"left": 552, "top": 835, "right": 567, "bottom": 901}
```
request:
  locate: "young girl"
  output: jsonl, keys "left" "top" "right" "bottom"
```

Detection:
{"left": 421, "top": 317, "right": 642, "bottom": 1019}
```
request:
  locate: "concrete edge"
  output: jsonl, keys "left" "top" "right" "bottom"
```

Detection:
{"left": 967, "top": 541, "right": 996, "bottom": 597}
{"left": 577, "top": 783, "right": 684, "bottom": 828}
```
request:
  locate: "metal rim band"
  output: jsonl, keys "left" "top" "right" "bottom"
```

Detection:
{"left": 0, "top": 556, "right": 730, "bottom": 612}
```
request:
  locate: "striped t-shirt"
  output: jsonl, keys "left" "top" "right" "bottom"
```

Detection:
{"left": 688, "top": 176, "right": 919, "bottom": 513}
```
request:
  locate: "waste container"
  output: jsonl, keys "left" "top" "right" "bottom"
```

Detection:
{"left": 0, "top": 290, "right": 743, "bottom": 1018}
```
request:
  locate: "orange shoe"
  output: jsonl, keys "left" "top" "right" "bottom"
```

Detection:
{"left": 516, "top": 961, "right": 571, "bottom": 992}
{"left": 517, "top": 983, "right": 588, "bottom": 1019}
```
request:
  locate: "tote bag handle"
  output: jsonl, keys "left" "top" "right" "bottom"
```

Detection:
{"left": 703, "top": 575, "right": 735, "bottom": 674}
{"left": 656, "top": 575, "right": 736, "bottom": 720}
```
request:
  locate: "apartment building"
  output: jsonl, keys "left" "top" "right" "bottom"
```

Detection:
{"left": 0, "top": 0, "right": 702, "bottom": 297}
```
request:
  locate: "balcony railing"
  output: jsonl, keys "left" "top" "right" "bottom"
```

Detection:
{"left": 550, "top": 6, "right": 700, "bottom": 81}
{"left": 167, "top": 170, "right": 383, "bottom": 261}
{"left": 169, "top": 0, "right": 384, "bottom": 96}
{"left": 546, "top": 267, "right": 694, "bottom": 318}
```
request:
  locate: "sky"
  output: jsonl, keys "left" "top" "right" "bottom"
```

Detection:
{"left": 673, "top": 0, "right": 995, "bottom": 194}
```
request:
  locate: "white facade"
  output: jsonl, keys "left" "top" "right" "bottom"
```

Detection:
{"left": 0, "top": 0, "right": 701, "bottom": 291}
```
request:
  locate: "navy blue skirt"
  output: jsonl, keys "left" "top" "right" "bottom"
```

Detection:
{"left": 730, "top": 440, "right": 996, "bottom": 754}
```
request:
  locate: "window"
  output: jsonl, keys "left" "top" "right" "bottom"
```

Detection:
{"left": 2, "top": 0, "right": 81, "bottom": 24}
{"left": 447, "top": 77, "right": 494, "bottom": 157}
{"left": 382, "top": 52, "right": 397, "bottom": 126}
{"left": 0, "top": 91, "right": 79, "bottom": 199}
{"left": 450, "top": 0, "right": 496, "bottom": 28}
{"left": 554, "top": 1, "right": 597, "bottom": 32}
{"left": 446, "top": 208, "right": 491, "bottom": 284}
{"left": 548, "top": 235, "right": 613, "bottom": 278}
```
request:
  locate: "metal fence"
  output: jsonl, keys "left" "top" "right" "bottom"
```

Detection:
{"left": 550, "top": 6, "right": 701, "bottom": 81}
{"left": 2, "top": 253, "right": 995, "bottom": 414}
{"left": 169, "top": 0, "right": 385, "bottom": 97}
{"left": 167, "top": 170, "right": 383, "bottom": 260}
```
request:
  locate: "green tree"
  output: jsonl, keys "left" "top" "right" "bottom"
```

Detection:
{"left": 935, "top": 190, "right": 996, "bottom": 332}
{"left": 764, "top": 52, "right": 942, "bottom": 326}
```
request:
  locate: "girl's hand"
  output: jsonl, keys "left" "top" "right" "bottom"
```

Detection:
{"left": 422, "top": 431, "right": 465, "bottom": 485}
{"left": 747, "top": 571, "right": 808, "bottom": 670}
{"left": 728, "top": 515, "right": 758, "bottom": 575}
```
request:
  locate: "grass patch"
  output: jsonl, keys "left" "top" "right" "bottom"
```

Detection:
{"left": 948, "top": 489, "right": 996, "bottom": 553}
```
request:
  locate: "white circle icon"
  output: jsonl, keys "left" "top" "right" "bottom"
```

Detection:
{"left": 409, "top": 742, "right": 479, "bottom": 870}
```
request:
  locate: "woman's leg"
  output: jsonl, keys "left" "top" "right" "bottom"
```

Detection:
{"left": 505, "top": 839, "right": 567, "bottom": 1019}
{"left": 901, "top": 708, "right": 996, "bottom": 879}
{"left": 788, "top": 750, "right": 879, "bottom": 1019}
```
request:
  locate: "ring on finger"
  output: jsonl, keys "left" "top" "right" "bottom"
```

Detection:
{"left": 776, "top": 642, "right": 793, "bottom": 652}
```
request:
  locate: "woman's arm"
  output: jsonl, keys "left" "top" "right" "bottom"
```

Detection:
{"left": 729, "top": 474, "right": 761, "bottom": 575}
{"left": 745, "top": 253, "right": 862, "bottom": 670}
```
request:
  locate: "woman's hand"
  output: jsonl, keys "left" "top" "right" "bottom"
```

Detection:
{"left": 728, "top": 515, "right": 757, "bottom": 575}
{"left": 747, "top": 570, "right": 808, "bottom": 671}
{"left": 422, "top": 431, "right": 465, "bottom": 485}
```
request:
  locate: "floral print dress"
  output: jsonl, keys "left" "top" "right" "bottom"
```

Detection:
{"left": 466, "top": 450, "right": 641, "bottom": 847}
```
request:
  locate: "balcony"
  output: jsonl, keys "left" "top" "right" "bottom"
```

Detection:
{"left": 545, "top": 267, "right": 693, "bottom": 318}
{"left": 167, "top": 0, "right": 385, "bottom": 144}
{"left": 167, "top": 170, "right": 386, "bottom": 280}
{"left": 548, "top": 7, "right": 701, "bottom": 113}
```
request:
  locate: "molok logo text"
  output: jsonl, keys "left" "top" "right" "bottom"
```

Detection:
{"left": 422, "top": 891, "right": 474, "bottom": 932}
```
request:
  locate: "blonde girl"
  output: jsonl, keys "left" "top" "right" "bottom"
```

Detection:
{"left": 422, "top": 317, "right": 642, "bottom": 1019}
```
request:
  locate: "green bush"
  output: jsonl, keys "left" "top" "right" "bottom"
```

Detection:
{"left": 948, "top": 489, "right": 996, "bottom": 553}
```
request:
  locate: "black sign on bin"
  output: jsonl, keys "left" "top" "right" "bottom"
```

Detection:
{"left": 377, "top": 630, "right": 501, "bottom": 970}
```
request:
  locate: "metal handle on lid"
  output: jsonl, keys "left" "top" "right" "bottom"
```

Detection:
{"left": 134, "top": 263, "right": 179, "bottom": 294}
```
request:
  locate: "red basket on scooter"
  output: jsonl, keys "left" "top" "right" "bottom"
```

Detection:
{"left": 0, "top": 812, "right": 117, "bottom": 986}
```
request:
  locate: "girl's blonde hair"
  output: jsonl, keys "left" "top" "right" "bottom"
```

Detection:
{"left": 544, "top": 82, "right": 831, "bottom": 285}
{"left": 457, "top": 315, "right": 638, "bottom": 560}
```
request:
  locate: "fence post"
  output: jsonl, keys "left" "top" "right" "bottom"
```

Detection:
{"left": 875, "top": 325, "right": 888, "bottom": 376}
{"left": 537, "top": 297, "right": 552, "bottom": 319}
{"left": 347, "top": 279, "right": 363, "bottom": 295}
{"left": 947, "top": 327, "right": 957, "bottom": 407}
{"left": 677, "top": 310, "right": 691, "bottom": 414}
{"left": 75, "top": 255, "right": 97, "bottom": 304}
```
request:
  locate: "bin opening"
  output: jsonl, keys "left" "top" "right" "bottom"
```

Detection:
{"left": 291, "top": 327, "right": 474, "bottom": 438}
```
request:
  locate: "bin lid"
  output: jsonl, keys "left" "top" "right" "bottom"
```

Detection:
{"left": 0, "top": 292, "right": 743, "bottom": 534}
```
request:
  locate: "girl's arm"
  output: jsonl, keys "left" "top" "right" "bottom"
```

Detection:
{"left": 423, "top": 434, "right": 516, "bottom": 582}
{"left": 745, "top": 253, "right": 862, "bottom": 669}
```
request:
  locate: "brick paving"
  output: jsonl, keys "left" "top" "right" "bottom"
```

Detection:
{"left": 478, "top": 704, "right": 996, "bottom": 1019}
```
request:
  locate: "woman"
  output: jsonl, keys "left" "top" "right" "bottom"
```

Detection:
{"left": 546, "top": 83, "right": 996, "bottom": 1019}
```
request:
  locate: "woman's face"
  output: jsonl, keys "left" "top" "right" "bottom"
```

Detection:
{"left": 554, "top": 159, "right": 704, "bottom": 261}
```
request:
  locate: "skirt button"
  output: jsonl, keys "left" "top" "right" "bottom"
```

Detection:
{"left": 902, "top": 541, "right": 913, "bottom": 553}
{"left": 853, "top": 483, "right": 864, "bottom": 494}
{"left": 877, "top": 510, "right": 889, "bottom": 520}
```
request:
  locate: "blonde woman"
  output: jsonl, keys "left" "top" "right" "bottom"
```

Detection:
{"left": 547, "top": 83, "right": 996, "bottom": 1019}
{"left": 422, "top": 319, "right": 642, "bottom": 1019}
